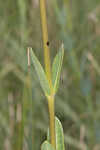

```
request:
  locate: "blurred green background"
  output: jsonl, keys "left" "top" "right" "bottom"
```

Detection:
{"left": 0, "top": 0, "right": 100, "bottom": 150}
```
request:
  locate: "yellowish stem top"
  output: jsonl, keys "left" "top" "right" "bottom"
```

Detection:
{"left": 39, "top": 0, "right": 56, "bottom": 149}
{"left": 39, "top": 0, "right": 52, "bottom": 90}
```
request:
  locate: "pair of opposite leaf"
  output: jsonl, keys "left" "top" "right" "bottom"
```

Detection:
{"left": 30, "top": 44, "right": 64, "bottom": 98}
{"left": 41, "top": 117, "right": 65, "bottom": 150}
{"left": 30, "top": 46, "right": 65, "bottom": 150}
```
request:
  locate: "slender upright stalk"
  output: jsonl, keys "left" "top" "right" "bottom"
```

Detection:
{"left": 39, "top": 0, "right": 56, "bottom": 149}
{"left": 39, "top": 0, "right": 52, "bottom": 88}
{"left": 48, "top": 96, "right": 55, "bottom": 148}
{"left": 27, "top": 48, "right": 34, "bottom": 149}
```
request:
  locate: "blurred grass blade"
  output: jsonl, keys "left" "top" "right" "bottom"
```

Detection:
{"left": 52, "top": 44, "right": 64, "bottom": 93}
{"left": 41, "top": 141, "right": 55, "bottom": 150}
{"left": 55, "top": 117, "right": 65, "bottom": 150}
{"left": 64, "top": 135, "right": 87, "bottom": 149}
{"left": 30, "top": 48, "right": 51, "bottom": 97}
{"left": 47, "top": 128, "right": 50, "bottom": 142}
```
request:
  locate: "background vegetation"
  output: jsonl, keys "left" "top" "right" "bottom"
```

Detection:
{"left": 0, "top": 0, "right": 100, "bottom": 149}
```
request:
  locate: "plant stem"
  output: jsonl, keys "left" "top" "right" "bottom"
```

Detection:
{"left": 27, "top": 48, "right": 34, "bottom": 149}
{"left": 39, "top": 0, "right": 56, "bottom": 149}
{"left": 48, "top": 96, "right": 56, "bottom": 149}
{"left": 39, "top": 0, "right": 52, "bottom": 88}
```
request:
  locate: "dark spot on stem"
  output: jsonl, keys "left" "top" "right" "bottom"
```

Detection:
{"left": 46, "top": 41, "right": 50, "bottom": 46}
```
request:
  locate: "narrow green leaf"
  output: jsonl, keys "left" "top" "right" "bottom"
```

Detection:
{"left": 52, "top": 44, "right": 64, "bottom": 93}
{"left": 41, "top": 141, "right": 55, "bottom": 150}
{"left": 30, "top": 48, "right": 51, "bottom": 97}
{"left": 47, "top": 117, "right": 65, "bottom": 150}
{"left": 55, "top": 117, "right": 65, "bottom": 150}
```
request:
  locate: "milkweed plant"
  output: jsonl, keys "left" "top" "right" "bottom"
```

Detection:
{"left": 28, "top": 0, "right": 65, "bottom": 149}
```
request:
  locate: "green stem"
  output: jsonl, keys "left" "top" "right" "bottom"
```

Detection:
{"left": 48, "top": 96, "right": 56, "bottom": 149}
{"left": 39, "top": 0, "right": 52, "bottom": 88}
{"left": 27, "top": 48, "right": 34, "bottom": 149}
{"left": 39, "top": 0, "right": 56, "bottom": 149}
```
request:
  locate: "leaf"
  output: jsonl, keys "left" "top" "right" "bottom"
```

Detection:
{"left": 41, "top": 141, "right": 55, "bottom": 150}
{"left": 52, "top": 44, "right": 64, "bottom": 93}
{"left": 55, "top": 117, "right": 65, "bottom": 150}
{"left": 30, "top": 48, "right": 51, "bottom": 97}
{"left": 47, "top": 117, "right": 65, "bottom": 150}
